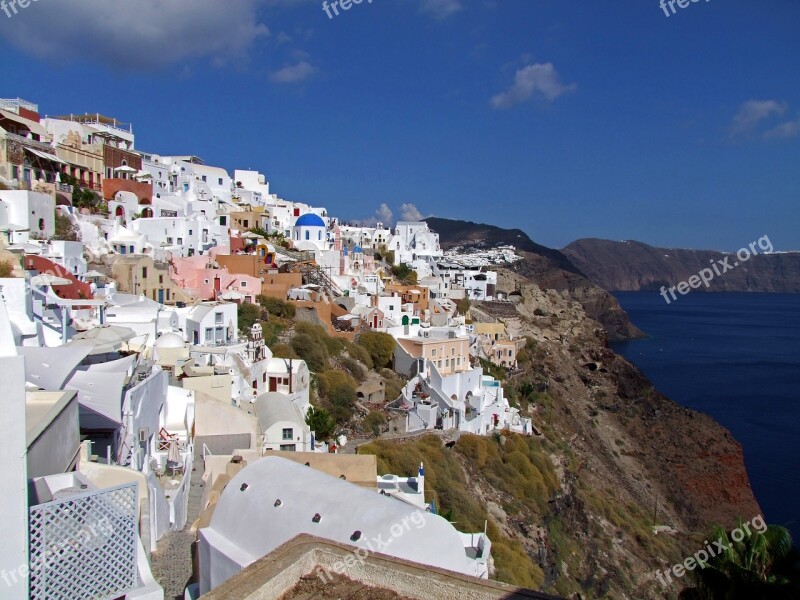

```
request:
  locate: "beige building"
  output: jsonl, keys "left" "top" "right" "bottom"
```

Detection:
{"left": 487, "top": 338, "right": 526, "bottom": 369}
{"left": 397, "top": 334, "right": 470, "bottom": 376}
{"left": 111, "top": 255, "right": 194, "bottom": 304}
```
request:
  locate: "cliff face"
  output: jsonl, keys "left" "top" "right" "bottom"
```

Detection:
{"left": 563, "top": 238, "right": 800, "bottom": 293}
{"left": 425, "top": 218, "right": 644, "bottom": 340}
{"left": 364, "top": 274, "right": 761, "bottom": 599}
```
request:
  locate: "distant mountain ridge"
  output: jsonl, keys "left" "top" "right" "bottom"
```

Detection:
{"left": 424, "top": 217, "right": 644, "bottom": 340}
{"left": 562, "top": 238, "right": 800, "bottom": 293}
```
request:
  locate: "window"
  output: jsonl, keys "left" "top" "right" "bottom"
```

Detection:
{"left": 201, "top": 175, "right": 207, "bottom": 182}
{"left": 177, "top": 238, "right": 183, "bottom": 245}
{"left": 280, "top": 444, "right": 296, "bottom": 452}
{"left": 240, "top": 281, "right": 247, "bottom": 288}
{"left": 129, "top": 245, "right": 134, "bottom": 254}
{"left": 189, "top": 230, "right": 193, "bottom": 236}
{"left": 142, "top": 267, "right": 148, "bottom": 279}
{"left": 159, "top": 275, "right": 163, "bottom": 284}
{"left": 220, "top": 216, "right": 227, "bottom": 226}
{"left": 305, "top": 231, "right": 310, "bottom": 240}
{"left": 282, "top": 428, "right": 293, "bottom": 441}
{"left": 215, "top": 312, "right": 224, "bottom": 324}
{"left": 218, "top": 178, "right": 223, "bottom": 185}
{"left": 38, "top": 218, "right": 45, "bottom": 231}
{"left": 431, "top": 349, "right": 436, "bottom": 356}
{"left": 204, "top": 327, "right": 213, "bottom": 340}
{"left": 167, "top": 237, "right": 173, "bottom": 244}
{"left": 243, "top": 220, "right": 249, "bottom": 228}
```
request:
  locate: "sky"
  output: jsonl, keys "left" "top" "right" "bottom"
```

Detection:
{"left": 1, "top": 0, "right": 798, "bottom": 251}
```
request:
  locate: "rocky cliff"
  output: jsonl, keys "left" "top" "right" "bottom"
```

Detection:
{"left": 424, "top": 218, "right": 644, "bottom": 340}
{"left": 563, "top": 238, "right": 800, "bottom": 293}
{"left": 362, "top": 273, "right": 762, "bottom": 599}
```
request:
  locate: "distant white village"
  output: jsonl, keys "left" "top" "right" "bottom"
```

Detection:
{"left": 0, "top": 98, "right": 539, "bottom": 599}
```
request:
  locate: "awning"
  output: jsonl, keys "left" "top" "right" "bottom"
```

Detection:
{"left": 0, "top": 109, "right": 46, "bottom": 137}
{"left": 24, "top": 146, "right": 68, "bottom": 165}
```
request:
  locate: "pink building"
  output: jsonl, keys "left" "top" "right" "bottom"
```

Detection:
{"left": 169, "top": 249, "right": 261, "bottom": 303}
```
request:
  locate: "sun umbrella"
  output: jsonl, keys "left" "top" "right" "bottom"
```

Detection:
{"left": 220, "top": 290, "right": 244, "bottom": 301}
{"left": 167, "top": 438, "right": 180, "bottom": 464}
{"left": 68, "top": 325, "right": 137, "bottom": 354}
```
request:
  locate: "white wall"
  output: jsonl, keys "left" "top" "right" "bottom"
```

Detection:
{"left": 0, "top": 356, "right": 30, "bottom": 600}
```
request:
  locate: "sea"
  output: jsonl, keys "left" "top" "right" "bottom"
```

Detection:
{"left": 611, "top": 292, "right": 800, "bottom": 544}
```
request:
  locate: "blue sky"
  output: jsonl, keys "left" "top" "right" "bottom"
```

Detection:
{"left": 1, "top": 0, "right": 798, "bottom": 251}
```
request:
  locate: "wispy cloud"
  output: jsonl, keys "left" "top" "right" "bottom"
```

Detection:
{"left": 490, "top": 62, "right": 576, "bottom": 110}
{"left": 269, "top": 61, "right": 318, "bottom": 84}
{"left": 729, "top": 99, "right": 787, "bottom": 136}
{"left": 763, "top": 116, "right": 800, "bottom": 139}
{"left": 419, "top": 0, "right": 463, "bottom": 19}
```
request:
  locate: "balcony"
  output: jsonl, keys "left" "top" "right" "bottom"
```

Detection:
{"left": 0, "top": 97, "right": 38, "bottom": 114}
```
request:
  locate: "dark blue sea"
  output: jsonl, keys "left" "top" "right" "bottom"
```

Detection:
{"left": 611, "top": 292, "right": 800, "bottom": 544}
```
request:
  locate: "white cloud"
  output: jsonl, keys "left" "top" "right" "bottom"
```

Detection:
{"left": 764, "top": 116, "right": 800, "bottom": 139}
{"left": 419, "top": 0, "right": 463, "bottom": 19}
{"left": 353, "top": 203, "right": 395, "bottom": 227}
{"left": 0, "top": 0, "right": 315, "bottom": 70}
{"left": 490, "top": 63, "right": 577, "bottom": 110}
{"left": 269, "top": 61, "right": 317, "bottom": 84}
{"left": 399, "top": 203, "right": 426, "bottom": 221}
{"left": 730, "top": 100, "right": 787, "bottom": 136}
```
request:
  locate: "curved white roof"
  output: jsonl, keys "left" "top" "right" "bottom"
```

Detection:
{"left": 154, "top": 332, "right": 185, "bottom": 349}
{"left": 254, "top": 393, "right": 305, "bottom": 432}
{"left": 205, "top": 456, "right": 477, "bottom": 577}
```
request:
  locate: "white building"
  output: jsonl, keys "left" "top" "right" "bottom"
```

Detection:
{"left": 179, "top": 302, "right": 238, "bottom": 347}
{"left": 197, "top": 456, "right": 491, "bottom": 594}
{"left": 0, "top": 190, "right": 55, "bottom": 244}
{"left": 255, "top": 393, "right": 313, "bottom": 452}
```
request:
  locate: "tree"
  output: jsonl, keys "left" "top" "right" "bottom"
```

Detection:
{"left": 237, "top": 302, "right": 266, "bottom": 332}
{"left": 456, "top": 297, "right": 471, "bottom": 315}
{"left": 305, "top": 406, "right": 335, "bottom": 441}
{"left": 54, "top": 214, "right": 79, "bottom": 241}
{"left": 391, "top": 263, "right": 417, "bottom": 284}
{"left": 681, "top": 520, "right": 797, "bottom": 599}
{"left": 357, "top": 332, "right": 396, "bottom": 369}
{"left": 0, "top": 261, "right": 15, "bottom": 277}
{"left": 247, "top": 226, "right": 270, "bottom": 238}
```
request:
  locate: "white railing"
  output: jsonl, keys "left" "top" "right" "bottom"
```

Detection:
{"left": 0, "top": 97, "right": 38, "bottom": 114}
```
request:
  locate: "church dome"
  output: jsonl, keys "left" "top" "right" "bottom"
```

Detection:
{"left": 294, "top": 213, "right": 325, "bottom": 228}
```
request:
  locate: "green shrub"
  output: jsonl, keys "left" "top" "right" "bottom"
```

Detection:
{"left": 343, "top": 341, "right": 374, "bottom": 370}
{"left": 363, "top": 411, "right": 386, "bottom": 437}
{"left": 357, "top": 332, "right": 396, "bottom": 369}
{"left": 290, "top": 333, "right": 329, "bottom": 372}
{"left": 238, "top": 302, "right": 268, "bottom": 332}
{"left": 317, "top": 370, "right": 358, "bottom": 423}
{"left": 257, "top": 294, "right": 296, "bottom": 319}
